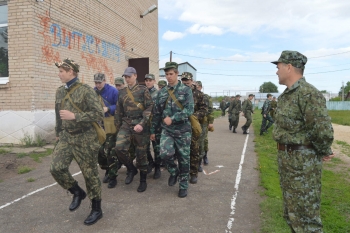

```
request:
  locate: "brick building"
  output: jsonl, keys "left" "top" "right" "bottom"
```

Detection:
{"left": 0, "top": 0, "right": 159, "bottom": 144}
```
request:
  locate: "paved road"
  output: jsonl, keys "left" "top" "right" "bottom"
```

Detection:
{"left": 0, "top": 116, "right": 261, "bottom": 233}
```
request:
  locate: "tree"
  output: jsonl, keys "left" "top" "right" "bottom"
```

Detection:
{"left": 338, "top": 81, "right": 350, "bottom": 99}
{"left": 320, "top": 90, "right": 328, "bottom": 93}
{"left": 259, "top": 82, "right": 278, "bottom": 93}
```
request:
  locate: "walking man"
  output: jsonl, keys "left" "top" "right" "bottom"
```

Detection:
{"left": 272, "top": 50, "right": 334, "bottom": 232}
{"left": 260, "top": 93, "right": 274, "bottom": 135}
{"left": 241, "top": 94, "right": 254, "bottom": 134}
{"left": 115, "top": 67, "right": 153, "bottom": 192}
{"left": 228, "top": 94, "right": 242, "bottom": 133}
{"left": 51, "top": 58, "right": 104, "bottom": 225}
{"left": 151, "top": 62, "right": 194, "bottom": 198}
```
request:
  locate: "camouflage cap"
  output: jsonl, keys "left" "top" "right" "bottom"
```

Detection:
{"left": 55, "top": 58, "right": 80, "bottom": 73}
{"left": 145, "top": 74, "right": 155, "bottom": 80}
{"left": 114, "top": 77, "right": 124, "bottom": 85}
{"left": 164, "top": 62, "right": 178, "bottom": 71}
{"left": 196, "top": 81, "right": 203, "bottom": 86}
{"left": 181, "top": 72, "right": 193, "bottom": 80}
{"left": 158, "top": 80, "right": 167, "bottom": 87}
{"left": 271, "top": 50, "right": 307, "bottom": 69}
{"left": 94, "top": 73, "right": 105, "bottom": 82}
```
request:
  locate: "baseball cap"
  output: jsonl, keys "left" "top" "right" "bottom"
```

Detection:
{"left": 94, "top": 73, "right": 105, "bottom": 82}
{"left": 164, "top": 62, "right": 178, "bottom": 71}
{"left": 122, "top": 67, "right": 137, "bottom": 77}
{"left": 114, "top": 77, "right": 124, "bottom": 85}
{"left": 55, "top": 58, "right": 80, "bottom": 73}
{"left": 271, "top": 50, "right": 307, "bottom": 69}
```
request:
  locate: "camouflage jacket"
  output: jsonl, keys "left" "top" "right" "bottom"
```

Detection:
{"left": 242, "top": 99, "right": 254, "bottom": 114}
{"left": 115, "top": 83, "right": 153, "bottom": 129}
{"left": 203, "top": 94, "right": 214, "bottom": 124}
{"left": 148, "top": 86, "right": 158, "bottom": 103}
{"left": 261, "top": 99, "right": 271, "bottom": 115}
{"left": 219, "top": 101, "right": 226, "bottom": 110}
{"left": 191, "top": 84, "right": 208, "bottom": 121}
{"left": 228, "top": 99, "right": 242, "bottom": 114}
{"left": 270, "top": 100, "right": 277, "bottom": 110}
{"left": 151, "top": 81, "right": 194, "bottom": 134}
{"left": 55, "top": 80, "right": 104, "bottom": 137}
{"left": 272, "top": 77, "right": 334, "bottom": 156}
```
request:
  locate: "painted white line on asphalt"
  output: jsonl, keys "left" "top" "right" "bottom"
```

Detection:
{"left": 0, "top": 171, "right": 82, "bottom": 210}
{"left": 225, "top": 133, "right": 249, "bottom": 233}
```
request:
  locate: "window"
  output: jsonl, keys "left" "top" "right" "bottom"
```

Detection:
{"left": 0, "top": 4, "right": 8, "bottom": 79}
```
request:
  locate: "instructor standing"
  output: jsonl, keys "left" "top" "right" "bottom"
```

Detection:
{"left": 272, "top": 51, "right": 334, "bottom": 232}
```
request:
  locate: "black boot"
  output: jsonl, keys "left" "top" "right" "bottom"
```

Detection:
{"left": 84, "top": 199, "right": 103, "bottom": 225}
{"left": 198, "top": 160, "right": 203, "bottom": 172}
{"left": 168, "top": 172, "right": 179, "bottom": 186}
{"left": 147, "top": 159, "right": 154, "bottom": 174}
{"left": 153, "top": 164, "right": 161, "bottom": 179}
{"left": 190, "top": 175, "right": 197, "bottom": 184}
{"left": 233, "top": 127, "right": 237, "bottom": 133}
{"left": 178, "top": 189, "right": 188, "bottom": 198}
{"left": 68, "top": 182, "right": 86, "bottom": 211}
{"left": 229, "top": 124, "right": 232, "bottom": 130}
{"left": 102, "top": 170, "right": 109, "bottom": 183}
{"left": 203, "top": 152, "right": 209, "bottom": 165}
{"left": 137, "top": 172, "right": 147, "bottom": 192}
{"left": 108, "top": 177, "right": 117, "bottom": 189}
{"left": 125, "top": 163, "right": 138, "bottom": 184}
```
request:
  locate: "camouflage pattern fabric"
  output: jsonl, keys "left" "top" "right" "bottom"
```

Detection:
{"left": 147, "top": 86, "right": 161, "bottom": 165}
{"left": 189, "top": 85, "right": 208, "bottom": 177}
{"left": 260, "top": 99, "right": 274, "bottom": 133}
{"left": 51, "top": 80, "right": 104, "bottom": 200}
{"left": 115, "top": 83, "right": 153, "bottom": 172}
{"left": 204, "top": 128, "right": 209, "bottom": 152}
{"left": 242, "top": 99, "right": 254, "bottom": 128}
{"left": 199, "top": 94, "right": 213, "bottom": 157}
{"left": 220, "top": 100, "right": 226, "bottom": 116}
{"left": 273, "top": 77, "right": 334, "bottom": 232}
{"left": 228, "top": 99, "right": 242, "bottom": 129}
{"left": 97, "top": 134, "right": 118, "bottom": 178}
{"left": 270, "top": 99, "right": 277, "bottom": 119}
{"left": 151, "top": 81, "right": 194, "bottom": 190}
{"left": 271, "top": 50, "right": 307, "bottom": 70}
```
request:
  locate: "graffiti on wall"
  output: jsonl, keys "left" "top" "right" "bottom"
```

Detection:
{"left": 38, "top": 11, "right": 127, "bottom": 83}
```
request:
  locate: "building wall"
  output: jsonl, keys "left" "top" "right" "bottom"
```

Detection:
{"left": 0, "top": 0, "right": 158, "bottom": 144}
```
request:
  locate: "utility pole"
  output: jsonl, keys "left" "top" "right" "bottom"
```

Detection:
{"left": 170, "top": 51, "right": 172, "bottom": 62}
{"left": 342, "top": 81, "right": 344, "bottom": 101}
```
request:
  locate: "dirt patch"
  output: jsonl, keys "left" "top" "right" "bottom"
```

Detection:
{"left": 333, "top": 123, "right": 350, "bottom": 145}
{"left": 0, "top": 153, "right": 40, "bottom": 181}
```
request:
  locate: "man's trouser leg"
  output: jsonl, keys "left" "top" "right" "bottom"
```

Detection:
{"left": 50, "top": 141, "right": 101, "bottom": 200}
{"left": 243, "top": 112, "right": 252, "bottom": 128}
{"left": 265, "top": 114, "right": 274, "bottom": 130}
{"left": 159, "top": 130, "right": 179, "bottom": 177}
{"left": 260, "top": 115, "right": 268, "bottom": 133}
{"left": 204, "top": 127, "right": 209, "bottom": 153}
{"left": 233, "top": 113, "right": 240, "bottom": 129}
{"left": 153, "top": 131, "right": 162, "bottom": 165}
{"left": 189, "top": 138, "right": 200, "bottom": 178}
{"left": 199, "top": 123, "right": 208, "bottom": 159}
{"left": 105, "top": 134, "right": 118, "bottom": 179}
{"left": 278, "top": 149, "right": 323, "bottom": 233}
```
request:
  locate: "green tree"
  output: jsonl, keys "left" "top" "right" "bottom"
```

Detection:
{"left": 338, "top": 81, "right": 350, "bottom": 99}
{"left": 259, "top": 82, "right": 278, "bottom": 93}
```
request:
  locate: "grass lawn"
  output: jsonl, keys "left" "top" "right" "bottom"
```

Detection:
{"left": 253, "top": 113, "right": 350, "bottom": 233}
{"left": 328, "top": 110, "right": 350, "bottom": 126}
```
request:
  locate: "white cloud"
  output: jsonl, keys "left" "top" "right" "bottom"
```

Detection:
{"left": 162, "top": 31, "right": 186, "bottom": 41}
{"left": 187, "top": 24, "right": 224, "bottom": 35}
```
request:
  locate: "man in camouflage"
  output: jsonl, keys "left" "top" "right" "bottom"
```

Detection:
{"left": 144, "top": 74, "right": 161, "bottom": 179}
{"left": 219, "top": 99, "right": 227, "bottom": 116}
{"left": 115, "top": 67, "right": 153, "bottom": 192}
{"left": 272, "top": 50, "right": 335, "bottom": 232}
{"left": 196, "top": 81, "right": 214, "bottom": 166}
{"left": 270, "top": 96, "right": 277, "bottom": 119}
{"left": 241, "top": 94, "right": 255, "bottom": 134}
{"left": 114, "top": 77, "right": 125, "bottom": 90}
{"left": 151, "top": 62, "right": 194, "bottom": 198}
{"left": 227, "top": 96, "right": 235, "bottom": 130}
{"left": 158, "top": 80, "right": 167, "bottom": 89}
{"left": 260, "top": 93, "right": 274, "bottom": 136}
{"left": 181, "top": 72, "right": 208, "bottom": 184}
{"left": 228, "top": 94, "right": 242, "bottom": 133}
{"left": 50, "top": 58, "right": 103, "bottom": 225}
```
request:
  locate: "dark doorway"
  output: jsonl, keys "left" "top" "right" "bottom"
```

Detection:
{"left": 128, "top": 57, "right": 149, "bottom": 85}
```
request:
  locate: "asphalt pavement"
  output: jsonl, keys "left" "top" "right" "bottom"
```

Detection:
{"left": 0, "top": 115, "right": 261, "bottom": 233}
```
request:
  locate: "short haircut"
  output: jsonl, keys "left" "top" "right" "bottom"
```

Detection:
{"left": 164, "top": 68, "right": 179, "bottom": 73}
{"left": 61, "top": 66, "right": 77, "bottom": 76}
{"left": 293, "top": 66, "right": 304, "bottom": 75}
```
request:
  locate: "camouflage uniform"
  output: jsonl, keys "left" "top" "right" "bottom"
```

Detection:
{"left": 115, "top": 83, "right": 153, "bottom": 173}
{"left": 270, "top": 99, "right": 277, "bottom": 119}
{"left": 260, "top": 96, "right": 274, "bottom": 135}
{"left": 151, "top": 79, "right": 194, "bottom": 190}
{"left": 228, "top": 96, "right": 242, "bottom": 132}
{"left": 241, "top": 97, "right": 254, "bottom": 131}
{"left": 272, "top": 51, "right": 334, "bottom": 232}
{"left": 219, "top": 100, "right": 226, "bottom": 116}
{"left": 199, "top": 93, "right": 214, "bottom": 158}
{"left": 50, "top": 79, "right": 104, "bottom": 200}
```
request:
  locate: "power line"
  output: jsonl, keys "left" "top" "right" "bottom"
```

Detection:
{"left": 173, "top": 50, "right": 350, "bottom": 62}
{"left": 159, "top": 52, "right": 170, "bottom": 57}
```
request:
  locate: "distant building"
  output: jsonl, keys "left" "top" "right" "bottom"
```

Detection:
{"left": 159, "top": 62, "right": 197, "bottom": 81}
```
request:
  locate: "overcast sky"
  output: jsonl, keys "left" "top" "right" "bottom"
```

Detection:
{"left": 158, "top": 0, "right": 350, "bottom": 96}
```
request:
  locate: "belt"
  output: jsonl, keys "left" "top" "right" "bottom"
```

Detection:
{"left": 277, "top": 143, "right": 314, "bottom": 151}
{"left": 125, "top": 116, "right": 142, "bottom": 120}
{"left": 66, "top": 126, "right": 92, "bottom": 135}
{"left": 172, "top": 120, "right": 188, "bottom": 125}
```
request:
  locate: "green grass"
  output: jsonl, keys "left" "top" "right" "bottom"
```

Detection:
{"left": 0, "top": 148, "right": 9, "bottom": 154}
{"left": 335, "top": 140, "right": 350, "bottom": 157}
{"left": 19, "top": 132, "right": 46, "bottom": 147}
{"left": 17, "top": 166, "right": 33, "bottom": 174}
{"left": 328, "top": 110, "right": 350, "bottom": 126}
{"left": 27, "top": 178, "right": 36, "bottom": 182}
{"left": 213, "top": 110, "right": 222, "bottom": 119}
{"left": 253, "top": 113, "right": 350, "bottom": 232}
{"left": 29, "top": 148, "right": 53, "bottom": 162}
{"left": 17, "top": 153, "right": 27, "bottom": 158}
{"left": 0, "top": 179, "right": 3, "bottom": 183}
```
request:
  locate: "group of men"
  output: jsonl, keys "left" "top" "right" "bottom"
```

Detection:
{"left": 50, "top": 59, "right": 214, "bottom": 225}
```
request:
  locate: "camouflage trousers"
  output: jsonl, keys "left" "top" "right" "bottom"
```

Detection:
{"left": 189, "top": 137, "right": 200, "bottom": 177}
{"left": 204, "top": 127, "right": 209, "bottom": 152}
{"left": 278, "top": 149, "right": 323, "bottom": 233}
{"left": 160, "top": 129, "right": 191, "bottom": 190}
{"left": 50, "top": 139, "right": 101, "bottom": 200}
{"left": 260, "top": 114, "right": 274, "bottom": 133}
{"left": 97, "top": 133, "right": 118, "bottom": 179}
{"left": 146, "top": 132, "right": 161, "bottom": 165}
{"left": 115, "top": 123, "right": 149, "bottom": 172}
{"left": 221, "top": 109, "right": 225, "bottom": 116}
{"left": 199, "top": 123, "right": 208, "bottom": 158}
{"left": 228, "top": 113, "right": 232, "bottom": 127}
{"left": 231, "top": 113, "right": 240, "bottom": 129}
{"left": 243, "top": 112, "right": 252, "bottom": 128}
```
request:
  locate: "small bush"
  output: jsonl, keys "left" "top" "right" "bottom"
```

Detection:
{"left": 27, "top": 178, "right": 36, "bottom": 182}
{"left": 17, "top": 166, "right": 33, "bottom": 174}
{"left": 20, "top": 132, "right": 46, "bottom": 147}
{"left": 0, "top": 148, "right": 9, "bottom": 154}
